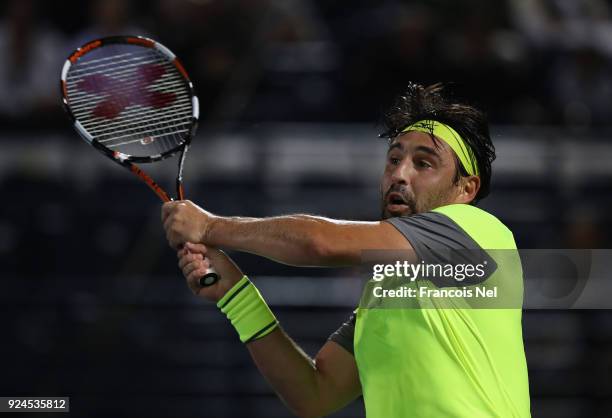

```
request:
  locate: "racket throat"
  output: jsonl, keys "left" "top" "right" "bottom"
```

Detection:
{"left": 176, "top": 146, "right": 188, "bottom": 200}
{"left": 128, "top": 163, "right": 171, "bottom": 202}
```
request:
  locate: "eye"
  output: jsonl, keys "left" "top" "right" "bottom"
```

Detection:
{"left": 388, "top": 156, "right": 401, "bottom": 165}
{"left": 416, "top": 160, "right": 432, "bottom": 169}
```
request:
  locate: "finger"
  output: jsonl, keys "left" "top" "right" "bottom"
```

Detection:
{"left": 161, "top": 201, "right": 176, "bottom": 223}
{"left": 163, "top": 211, "right": 176, "bottom": 234}
{"left": 169, "top": 236, "right": 182, "bottom": 250}
{"left": 186, "top": 258, "right": 210, "bottom": 277}
{"left": 186, "top": 268, "right": 201, "bottom": 295}
{"left": 178, "top": 252, "right": 204, "bottom": 270}
{"left": 177, "top": 246, "right": 191, "bottom": 258}
{"left": 185, "top": 242, "right": 207, "bottom": 254}
{"left": 163, "top": 203, "right": 185, "bottom": 234}
{"left": 186, "top": 264, "right": 211, "bottom": 294}
{"left": 166, "top": 230, "right": 177, "bottom": 249}
{"left": 181, "top": 260, "right": 199, "bottom": 278}
{"left": 178, "top": 255, "right": 191, "bottom": 271}
{"left": 182, "top": 260, "right": 202, "bottom": 278}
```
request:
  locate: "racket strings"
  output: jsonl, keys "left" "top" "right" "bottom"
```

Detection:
{"left": 68, "top": 78, "right": 187, "bottom": 107}
{"left": 66, "top": 54, "right": 179, "bottom": 101}
{"left": 66, "top": 44, "right": 192, "bottom": 158}
{"left": 67, "top": 51, "right": 139, "bottom": 73}
{"left": 88, "top": 103, "right": 192, "bottom": 137}
{"left": 75, "top": 95, "right": 191, "bottom": 132}
{"left": 67, "top": 51, "right": 163, "bottom": 91}
{"left": 66, "top": 49, "right": 176, "bottom": 104}
{"left": 67, "top": 57, "right": 163, "bottom": 84}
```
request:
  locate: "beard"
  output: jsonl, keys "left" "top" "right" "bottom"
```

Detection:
{"left": 380, "top": 183, "right": 418, "bottom": 219}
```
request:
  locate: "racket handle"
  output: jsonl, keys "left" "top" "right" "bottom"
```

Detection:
{"left": 199, "top": 269, "right": 220, "bottom": 287}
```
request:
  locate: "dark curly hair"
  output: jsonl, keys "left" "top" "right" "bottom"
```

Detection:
{"left": 380, "top": 82, "right": 496, "bottom": 203}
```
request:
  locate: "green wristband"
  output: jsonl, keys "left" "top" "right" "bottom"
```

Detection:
{"left": 217, "top": 276, "right": 279, "bottom": 343}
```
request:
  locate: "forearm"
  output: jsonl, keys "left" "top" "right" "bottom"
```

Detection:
{"left": 192, "top": 250, "right": 360, "bottom": 417}
{"left": 163, "top": 201, "right": 410, "bottom": 265}
{"left": 212, "top": 272, "right": 358, "bottom": 417}
{"left": 205, "top": 214, "right": 396, "bottom": 267}
{"left": 207, "top": 215, "right": 332, "bottom": 265}
{"left": 247, "top": 329, "right": 358, "bottom": 418}
{"left": 248, "top": 329, "right": 322, "bottom": 417}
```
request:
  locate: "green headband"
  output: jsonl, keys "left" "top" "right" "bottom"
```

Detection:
{"left": 401, "top": 120, "right": 479, "bottom": 176}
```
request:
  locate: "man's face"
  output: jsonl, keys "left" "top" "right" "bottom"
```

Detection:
{"left": 380, "top": 131, "right": 462, "bottom": 219}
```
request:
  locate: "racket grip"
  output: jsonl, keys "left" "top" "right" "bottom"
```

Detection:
{"left": 199, "top": 269, "right": 220, "bottom": 287}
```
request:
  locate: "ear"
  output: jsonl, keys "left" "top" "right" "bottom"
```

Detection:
{"left": 456, "top": 175, "right": 480, "bottom": 204}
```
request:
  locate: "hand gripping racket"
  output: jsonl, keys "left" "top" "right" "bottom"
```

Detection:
{"left": 61, "top": 35, "right": 219, "bottom": 287}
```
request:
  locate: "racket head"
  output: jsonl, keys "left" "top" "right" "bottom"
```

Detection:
{"left": 60, "top": 36, "right": 199, "bottom": 164}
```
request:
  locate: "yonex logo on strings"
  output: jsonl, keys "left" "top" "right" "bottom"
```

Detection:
{"left": 77, "top": 63, "right": 177, "bottom": 120}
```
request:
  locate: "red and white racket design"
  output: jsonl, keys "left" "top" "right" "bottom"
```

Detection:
{"left": 61, "top": 35, "right": 219, "bottom": 287}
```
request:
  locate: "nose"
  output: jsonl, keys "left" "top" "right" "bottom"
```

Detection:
{"left": 390, "top": 159, "right": 413, "bottom": 185}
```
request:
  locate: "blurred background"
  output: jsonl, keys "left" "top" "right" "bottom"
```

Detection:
{"left": 1, "top": 0, "right": 612, "bottom": 416}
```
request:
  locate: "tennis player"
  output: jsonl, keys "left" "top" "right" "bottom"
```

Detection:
{"left": 162, "top": 82, "right": 531, "bottom": 417}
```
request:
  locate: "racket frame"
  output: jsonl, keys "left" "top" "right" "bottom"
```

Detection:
{"left": 60, "top": 35, "right": 199, "bottom": 202}
{"left": 61, "top": 36, "right": 219, "bottom": 287}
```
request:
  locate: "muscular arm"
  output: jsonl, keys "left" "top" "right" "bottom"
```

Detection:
{"left": 248, "top": 331, "right": 361, "bottom": 418}
{"left": 205, "top": 214, "right": 411, "bottom": 267}
{"left": 179, "top": 244, "right": 361, "bottom": 418}
{"left": 163, "top": 201, "right": 412, "bottom": 267}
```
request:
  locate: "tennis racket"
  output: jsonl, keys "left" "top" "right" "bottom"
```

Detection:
{"left": 60, "top": 35, "right": 219, "bottom": 287}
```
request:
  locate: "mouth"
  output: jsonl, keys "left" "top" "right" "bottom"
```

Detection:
{"left": 386, "top": 192, "right": 411, "bottom": 213}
